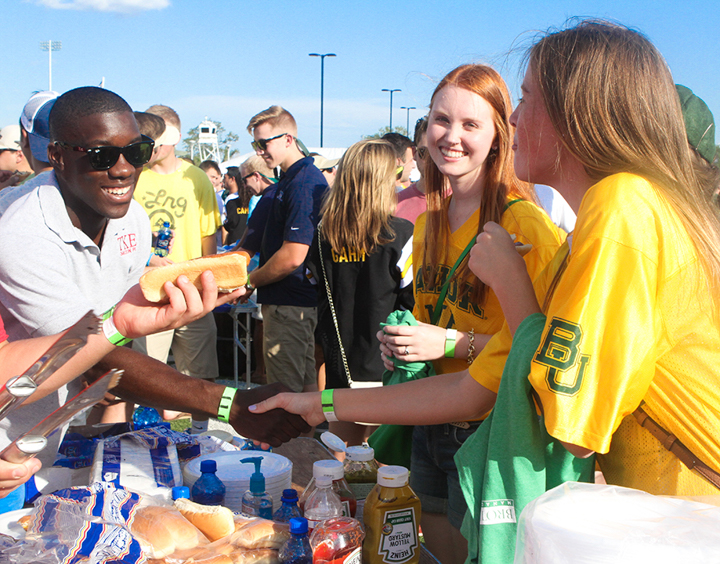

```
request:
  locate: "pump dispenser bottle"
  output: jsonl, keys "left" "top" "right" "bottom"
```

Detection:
{"left": 241, "top": 457, "right": 274, "bottom": 519}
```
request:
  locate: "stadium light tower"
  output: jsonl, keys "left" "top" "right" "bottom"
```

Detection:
{"left": 40, "top": 41, "right": 62, "bottom": 91}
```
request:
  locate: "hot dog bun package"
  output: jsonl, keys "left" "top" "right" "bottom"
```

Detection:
{"left": 140, "top": 251, "right": 250, "bottom": 302}
{"left": 91, "top": 427, "right": 239, "bottom": 503}
{"left": 517, "top": 482, "right": 720, "bottom": 563}
{"left": 2, "top": 483, "right": 148, "bottom": 564}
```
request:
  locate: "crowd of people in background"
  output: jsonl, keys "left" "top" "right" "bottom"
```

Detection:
{"left": 0, "top": 18, "right": 718, "bottom": 564}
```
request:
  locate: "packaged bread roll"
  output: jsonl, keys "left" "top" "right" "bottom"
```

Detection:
{"left": 229, "top": 548, "right": 280, "bottom": 564}
{"left": 130, "top": 505, "right": 208, "bottom": 559}
{"left": 230, "top": 515, "right": 289, "bottom": 550}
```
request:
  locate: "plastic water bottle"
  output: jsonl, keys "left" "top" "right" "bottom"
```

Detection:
{"left": 154, "top": 222, "right": 172, "bottom": 257}
{"left": 303, "top": 475, "right": 343, "bottom": 532}
{"left": 274, "top": 488, "right": 303, "bottom": 523}
{"left": 279, "top": 517, "right": 313, "bottom": 564}
{"left": 191, "top": 459, "right": 226, "bottom": 506}
{"left": 132, "top": 406, "right": 163, "bottom": 430}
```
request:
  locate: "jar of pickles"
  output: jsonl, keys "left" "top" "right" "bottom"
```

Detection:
{"left": 343, "top": 446, "right": 378, "bottom": 515}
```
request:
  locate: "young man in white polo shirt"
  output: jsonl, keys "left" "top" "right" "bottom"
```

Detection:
{"left": 0, "top": 87, "right": 309, "bottom": 475}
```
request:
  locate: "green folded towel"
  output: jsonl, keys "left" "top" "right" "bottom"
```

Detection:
{"left": 368, "top": 310, "right": 436, "bottom": 466}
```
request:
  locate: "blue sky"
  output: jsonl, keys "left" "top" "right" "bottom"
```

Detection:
{"left": 2, "top": 0, "right": 719, "bottom": 153}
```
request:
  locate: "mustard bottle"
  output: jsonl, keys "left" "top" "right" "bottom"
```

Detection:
{"left": 362, "top": 466, "right": 421, "bottom": 564}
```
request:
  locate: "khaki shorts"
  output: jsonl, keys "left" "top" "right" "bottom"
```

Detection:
{"left": 262, "top": 304, "right": 317, "bottom": 393}
{"left": 133, "top": 312, "right": 219, "bottom": 380}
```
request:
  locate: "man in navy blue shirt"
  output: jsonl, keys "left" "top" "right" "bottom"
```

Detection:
{"left": 238, "top": 106, "right": 328, "bottom": 394}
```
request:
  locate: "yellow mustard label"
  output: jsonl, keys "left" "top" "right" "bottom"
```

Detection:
{"left": 377, "top": 507, "right": 418, "bottom": 563}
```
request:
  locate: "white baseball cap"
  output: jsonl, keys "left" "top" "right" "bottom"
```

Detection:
{"left": 0, "top": 125, "right": 21, "bottom": 151}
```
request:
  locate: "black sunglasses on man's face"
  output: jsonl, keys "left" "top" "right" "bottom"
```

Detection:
{"left": 54, "top": 135, "right": 155, "bottom": 171}
{"left": 251, "top": 133, "right": 288, "bottom": 152}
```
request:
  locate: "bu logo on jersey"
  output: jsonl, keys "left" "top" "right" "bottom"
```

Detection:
{"left": 117, "top": 232, "right": 137, "bottom": 256}
{"left": 533, "top": 317, "right": 590, "bottom": 396}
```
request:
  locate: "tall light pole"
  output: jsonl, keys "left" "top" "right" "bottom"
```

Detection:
{"left": 382, "top": 89, "right": 401, "bottom": 131}
{"left": 40, "top": 41, "right": 61, "bottom": 91}
{"left": 309, "top": 53, "right": 336, "bottom": 147}
{"left": 400, "top": 106, "right": 416, "bottom": 136}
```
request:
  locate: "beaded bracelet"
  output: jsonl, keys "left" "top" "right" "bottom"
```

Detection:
{"left": 467, "top": 328, "right": 476, "bottom": 365}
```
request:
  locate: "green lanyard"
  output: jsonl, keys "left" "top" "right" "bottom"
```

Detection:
{"left": 430, "top": 199, "right": 524, "bottom": 326}
{"left": 430, "top": 238, "right": 475, "bottom": 325}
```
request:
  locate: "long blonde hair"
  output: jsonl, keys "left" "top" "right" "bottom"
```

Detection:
{"left": 423, "top": 64, "right": 536, "bottom": 306}
{"left": 530, "top": 20, "right": 720, "bottom": 306}
{"left": 320, "top": 139, "right": 398, "bottom": 255}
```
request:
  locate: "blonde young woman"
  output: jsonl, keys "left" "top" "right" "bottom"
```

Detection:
{"left": 468, "top": 20, "right": 720, "bottom": 499}
{"left": 253, "top": 64, "right": 564, "bottom": 564}
{"left": 307, "top": 139, "right": 414, "bottom": 449}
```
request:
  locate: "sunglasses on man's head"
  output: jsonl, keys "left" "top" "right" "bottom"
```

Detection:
{"left": 54, "top": 135, "right": 155, "bottom": 171}
{"left": 251, "top": 132, "right": 288, "bottom": 152}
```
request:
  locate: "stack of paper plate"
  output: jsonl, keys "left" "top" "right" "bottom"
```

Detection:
{"left": 183, "top": 451, "right": 292, "bottom": 513}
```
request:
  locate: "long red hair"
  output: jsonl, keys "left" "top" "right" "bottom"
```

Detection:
{"left": 422, "top": 64, "right": 535, "bottom": 306}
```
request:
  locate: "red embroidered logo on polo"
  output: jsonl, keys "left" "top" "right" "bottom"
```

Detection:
{"left": 118, "top": 233, "right": 138, "bottom": 256}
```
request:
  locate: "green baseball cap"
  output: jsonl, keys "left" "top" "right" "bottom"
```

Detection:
{"left": 676, "top": 84, "right": 716, "bottom": 164}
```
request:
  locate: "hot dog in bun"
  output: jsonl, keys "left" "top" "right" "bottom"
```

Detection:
{"left": 140, "top": 251, "right": 250, "bottom": 302}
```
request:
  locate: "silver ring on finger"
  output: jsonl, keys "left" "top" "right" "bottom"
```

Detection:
{"left": 404, "top": 345, "right": 410, "bottom": 355}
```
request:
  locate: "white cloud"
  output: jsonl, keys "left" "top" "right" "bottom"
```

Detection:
{"left": 32, "top": 0, "right": 169, "bottom": 13}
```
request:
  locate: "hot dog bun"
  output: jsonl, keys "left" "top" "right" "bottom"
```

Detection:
{"left": 140, "top": 251, "right": 250, "bottom": 302}
{"left": 130, "top": 505, "right": 208, "bottom": 559}
{"left": 230, "top": 515, "right": 289, "bottom": 550}
{"left": 174, "top": 498, "right": 235, "bottom": 542}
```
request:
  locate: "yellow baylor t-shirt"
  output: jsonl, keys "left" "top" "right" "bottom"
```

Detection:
{"left": 526, "top": 173, "right": 720, "bottom": 495}
{"left": 413, "top": 197, "right": 564, "bottom": 377}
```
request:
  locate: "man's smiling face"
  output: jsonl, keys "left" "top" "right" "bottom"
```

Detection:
{"left": 50, "top": 110, "right": 143, "bottom": 224}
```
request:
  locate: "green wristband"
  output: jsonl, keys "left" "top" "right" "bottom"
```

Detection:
{"left": 217, "top": 386, "right": 238, "bottom": 422}
{"left": 101, "top": 305, "right": 132, "bottom": 347}
{"left": 444, "top": 328, "right": 457, "bottom": 358}
{"left": 321, "top": 389, "right": 338, "bottom": 422}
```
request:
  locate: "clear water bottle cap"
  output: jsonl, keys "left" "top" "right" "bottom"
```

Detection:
{"left": 377, "top": 465, "right": 409, "bottom": 487}
{"left": 289, "top": 517, "right": 308, "bottom": 535}
{"left": 345, "top": 445, "right": 374, "bottom": 461}
{"left": 312, "top": 459, "right": 344, "bottom": 480}
{"left": 163, "top": 221, "right": 170, "bottom": 227}
{"left": 200, "top": 459, "right": 217, "bottom": 473}
{"left": 316, "top": 475, "right": 333, "bottom": 488}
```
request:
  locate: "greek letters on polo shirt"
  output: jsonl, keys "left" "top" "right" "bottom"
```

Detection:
{"left": 258, "top": 157, "right": 328, "bottom": 307}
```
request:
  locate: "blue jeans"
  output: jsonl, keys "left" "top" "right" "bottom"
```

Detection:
{"left": 409, "top": 422, "right": 481, "bottom": 529}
